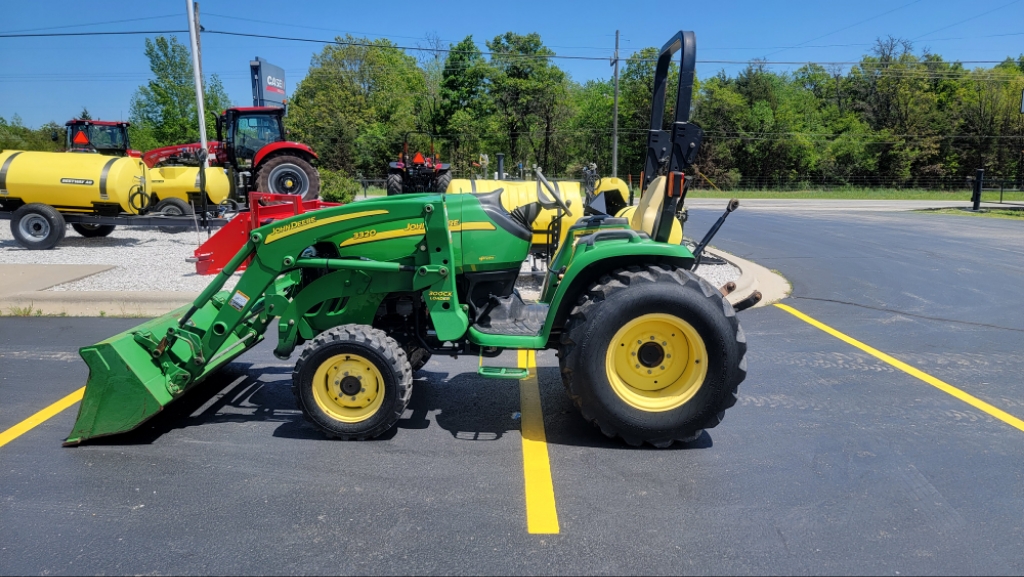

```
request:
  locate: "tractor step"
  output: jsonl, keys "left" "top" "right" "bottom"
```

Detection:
{"left": 477, "top": 366, "right": 530, "bottom": 379}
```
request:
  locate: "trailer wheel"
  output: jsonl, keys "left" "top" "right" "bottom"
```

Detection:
{"left": 559, "top": 264, "right": 746, "bottom": 448}
{"left": 72, "top": 223, "right": 116, "bottom": 238}
{"left": 293, "top": 324, "right": 412, "bottom": 440}
{"left": 434, "top": 171, "right": 452, "bottom": 193}
{"left": 11, "top": 203, "right": 66, "bottom": 250}
{"left": 257, "top": 155, "right": 320, "bottom": 201}
{"left": 154, "top": 198, "right": 193, "bottom": 234}
{"left": 386, "top": 173, "right": 404, "bottom": 196}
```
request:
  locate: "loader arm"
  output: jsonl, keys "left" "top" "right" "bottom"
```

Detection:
{"left": 66, "top": 198, "right": 467, "bottom": 445}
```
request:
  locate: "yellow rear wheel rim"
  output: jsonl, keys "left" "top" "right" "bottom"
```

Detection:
{"left": 605, "top": 313, "right": 708, "bottom": 412}
{"left": 311, "top": 353, "right": 386, "bottom": 423}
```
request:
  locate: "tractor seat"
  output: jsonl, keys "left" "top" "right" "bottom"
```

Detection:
{"left": 630, "top": 176, "right": 667, "bottom": 236}
{"left": 472, "top": 189, "right": 536, "bottom": 243}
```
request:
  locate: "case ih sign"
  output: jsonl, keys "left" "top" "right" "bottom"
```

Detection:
{"left": 250, "top": 57, "right": 287, "bottom": 108}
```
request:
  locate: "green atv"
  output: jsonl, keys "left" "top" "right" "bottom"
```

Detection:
{"left": 65, "top": 31, "right": 756, "bottom": 448}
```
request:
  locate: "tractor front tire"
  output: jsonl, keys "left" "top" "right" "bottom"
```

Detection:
{"left": 434, "top": 172, "right": 452, "bottom": 193}
{"left": 559, "top": 264, "right": 746, "bottom": 448}
{"left": 11, "top": 203, "right": 66, "bottom": 250}
{"left": 386, "top": 173, "right": 404, "bottom": 196}
{"left": 72, "top": 223, "right": 116, "bottom": 238}
{"left": 153, "top": 198, "right": 193, "bottom": 234}
{"left": 257, "top": 155, "right": 320, "bottom": 201}
{"left": 293, "top": 325, "right": 413, "bottom": 440}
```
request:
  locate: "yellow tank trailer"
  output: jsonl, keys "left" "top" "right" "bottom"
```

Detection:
{"left": 147, "top": 165, "right": 231, "bottom": 206}
{"left": 0, "top": 150, "right": 148, "bottom": 214}
{"left": 0, "top": 150, "right": 230, "bottom": 249}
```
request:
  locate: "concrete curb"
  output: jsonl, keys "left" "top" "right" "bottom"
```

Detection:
{"left": 705, "top": 247, "right": 791, "bottom": 308}
{"left": 2, "top": 291, "right": 195, "bottom": 317}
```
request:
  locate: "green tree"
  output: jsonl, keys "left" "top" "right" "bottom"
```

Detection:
{"left": 127, "top": 36, "right": 231, "bottom": 151}
{"left": 289, "top": 35, "right": 424, "bottom": 176}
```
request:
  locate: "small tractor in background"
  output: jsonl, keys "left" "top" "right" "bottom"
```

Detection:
{"left": 386, "top": 132, "right": 452, "bottom": 195}
{"left": 143, "top": 106, "right": 320, "bottom": 201}
{"left": 58, "top": 119, "right": 141, "bottom": 158}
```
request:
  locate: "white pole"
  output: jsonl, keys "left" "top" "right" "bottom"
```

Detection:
{"left": 186, "top": 0, "right": 208, "bottom": 169}
{"left": 612, "top": 30, "right": 620, "bottom": 178}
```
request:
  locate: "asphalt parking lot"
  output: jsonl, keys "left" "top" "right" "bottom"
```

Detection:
{"left": 2, "top": 205, "right": 1022, "bottom": 575}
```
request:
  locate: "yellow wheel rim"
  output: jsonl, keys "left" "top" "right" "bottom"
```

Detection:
{"left": 605, "top": 313, "right": 708, "bottom": 412}
{"left": 310, "top": 353, "right": 386, "bottom": 423}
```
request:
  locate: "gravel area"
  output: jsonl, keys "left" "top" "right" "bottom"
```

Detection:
{"left": 1, "top": 224, "right": 739, "bottom": 295}
{"left": 0, "top": 224, "right": 239, "bottom": 292}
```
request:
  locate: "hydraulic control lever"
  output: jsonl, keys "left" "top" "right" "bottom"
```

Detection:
{"left": 691, "top": 198, "right": 739, "bottom": 271}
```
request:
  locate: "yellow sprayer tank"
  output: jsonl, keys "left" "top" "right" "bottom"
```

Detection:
{"left": 0, "top": 150, "right": 147, "bottom": 213}
{"left": 447, "top": 177, "right": 633, "bottom": 247}
{"left": 148, "top": 165, "right": 230, "bottom": 205}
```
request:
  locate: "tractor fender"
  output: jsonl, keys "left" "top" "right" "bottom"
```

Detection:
{"left": 253, "top": 141, "right": 318, "bottom": 168}
{"left": 545, "top": 239, "right": 696, "bottom": 340}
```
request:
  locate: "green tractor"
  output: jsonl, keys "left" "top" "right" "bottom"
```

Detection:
{"left": 65, "top": 31, "right": 756, "bottom": 448}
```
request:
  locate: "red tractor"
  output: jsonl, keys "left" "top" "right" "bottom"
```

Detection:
{"left": 58, "top": 119, "right": 141, "bottom": 158}
{"left": 142, "top": 106, "right": 320, "bottom": 201}
{"left": 386, "top": 132, "right": 452, "bottom": 195}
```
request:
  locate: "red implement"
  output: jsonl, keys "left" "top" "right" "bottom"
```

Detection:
{"left": 190, "top": 192, "right": 341, "bottom": 275}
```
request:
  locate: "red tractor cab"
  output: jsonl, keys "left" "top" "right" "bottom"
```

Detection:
{"left": 59, "top": 120, "right": 141, "bottom": 158}
{"left": 142, "top": 106, "right": 320, "bottom": 201}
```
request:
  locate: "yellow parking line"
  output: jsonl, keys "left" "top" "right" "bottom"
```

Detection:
{"left": 517, "top": 349, "right": 560, "bottom": 534}
{"left": 776, "top": 304, "right": 1024, "bottom": 433}
{"left": 0, "top": 387, "right": 84, "bottom": 449}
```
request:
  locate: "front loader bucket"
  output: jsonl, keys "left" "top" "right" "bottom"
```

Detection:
{"left": 64, "top": 303, "right": 254, "bottom": 446}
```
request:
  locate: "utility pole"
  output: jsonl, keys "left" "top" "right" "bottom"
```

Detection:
{"left": 611, "top": 30, "right": 620, "bottom": 178}
{"left": 186, "top": 0, "right": 208, "bottom": 169}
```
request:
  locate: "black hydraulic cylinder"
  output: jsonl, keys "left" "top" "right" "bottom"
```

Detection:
{"left": 692, "top": 198, "right": 739, "bottom": 270}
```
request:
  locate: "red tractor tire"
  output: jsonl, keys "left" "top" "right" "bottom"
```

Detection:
{"left": 256, "top": 155, "right": 321, "bottom": 201}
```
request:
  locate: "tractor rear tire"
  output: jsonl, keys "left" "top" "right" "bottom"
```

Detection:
{"left": 559, "top": 264, "right": 746, "bottom": 448}
{"left": 72, "top": 223, "right": 116, "bottom": 238}
{"left": 154, "top": 198, "right": 193, "bottom": 234}
{"left": 256, "top": 155, "right": 320, "bottom": 201}
{"left": 434, "top": 172, "right": 452, "bottom": 193}
{"left": 293, "top": 325, "right": 413, "bottom": 440}
{"left": 11, "top": 203, "right": 66, "bottom": 250}
{"left": 386, "top": 173, "right": 404, "bottom": 196}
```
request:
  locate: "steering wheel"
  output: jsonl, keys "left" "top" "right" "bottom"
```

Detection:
{"left": 533, "top": 167, "right": 573, "bottom": 217}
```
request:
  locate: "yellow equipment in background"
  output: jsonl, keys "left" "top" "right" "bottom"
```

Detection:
{"left": 447, "top": 176, "right": 635, "bottom": 248}
{"left": 0, "top": 150, "right": 149, "bottom": 213}
{"left": 147, "top": 165, "right": 231, "bottom": 206}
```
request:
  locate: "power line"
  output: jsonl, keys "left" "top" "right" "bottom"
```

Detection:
{"left": 765, "top": 0, "right": 926, "bottom": 58}
{"left": 0, "top": 30, "right": 188, "bottom": 38}
{"left": 0, "top": 14, "right": 179, "bottom": 34}
{"left": 913, "top": 0, "right": 1024, "bottom": 41}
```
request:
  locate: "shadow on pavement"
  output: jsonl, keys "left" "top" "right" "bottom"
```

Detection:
{"left": 77, "top": 363, "right": 713, "bottom": 451}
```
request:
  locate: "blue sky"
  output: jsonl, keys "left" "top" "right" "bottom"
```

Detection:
{"left": 2, "top": 0, "right": 1023, "bottom": 127}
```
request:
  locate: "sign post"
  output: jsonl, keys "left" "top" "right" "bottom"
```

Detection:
{"left": 251, "top": 58, "right": 287, "bottom": 109}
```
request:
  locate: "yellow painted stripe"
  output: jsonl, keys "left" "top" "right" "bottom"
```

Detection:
{"left": 338, "top": 221, "right": 496, "bottom": 247}
{"left": 775, "top": 303, "right": 1024, "bottom": 433}
{"left": 0, "top": 387, "right": 84, "bottom": 449}
{"left": 518, "top": 349, "right": 560, "bottom": 534}
{"left": 459, "top": 222, "right": 496, "bottom": 232}
{"left": 264, "top": 209, "right": 389, "bottom": 244}
{"left": 339, "top": 227, "right": 423, "bottom": 248}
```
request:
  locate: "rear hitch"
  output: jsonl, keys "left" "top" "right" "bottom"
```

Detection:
{"left": 733, "top": 290, "right": 762, "bottom": 312}
{"left": 691, "top": 198, "right": 739, "bottom": 271}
